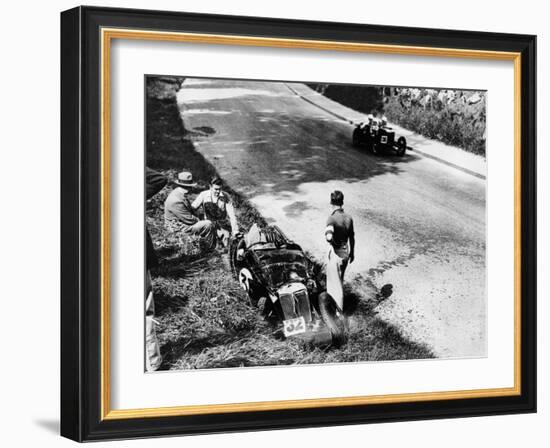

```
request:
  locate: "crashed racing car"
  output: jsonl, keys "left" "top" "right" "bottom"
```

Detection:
{"left": 230, "top": 224, "right": 345, "bottom": 345}
{"left": 352, "top": 116, "right": 407, "bottom": 156}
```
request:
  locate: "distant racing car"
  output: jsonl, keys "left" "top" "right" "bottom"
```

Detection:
{"left": 229, "top": 224, "right": 346, "bottom": 346}
{"left": 352, "top": 116, "right": 407, "bottom": 156}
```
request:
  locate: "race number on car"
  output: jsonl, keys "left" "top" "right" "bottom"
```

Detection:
{"left": 283, "top": 316, "right": 306, "bottom": 337}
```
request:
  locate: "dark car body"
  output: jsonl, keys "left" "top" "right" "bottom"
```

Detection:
{"left": 352, "top": 121, "right": 407, "bottom": 156}
{"left": 230, "top": 225, "right": 333, "bottom": 344}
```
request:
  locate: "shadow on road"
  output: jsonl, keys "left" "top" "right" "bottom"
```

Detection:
{"left": 205, "top": 114, "right": 420, "bottom": 196}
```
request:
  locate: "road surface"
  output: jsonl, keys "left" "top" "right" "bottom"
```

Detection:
{"left": 177, "top": 78, "right": 486, "bottom": 358}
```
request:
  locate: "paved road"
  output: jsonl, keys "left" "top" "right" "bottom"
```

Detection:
{"left": 177, "top": 78, "right": 486, "bottom": 358}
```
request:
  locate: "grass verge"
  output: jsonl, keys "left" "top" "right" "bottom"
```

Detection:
{"left": 146, "top": 76, "right": 433, "bottom": 370}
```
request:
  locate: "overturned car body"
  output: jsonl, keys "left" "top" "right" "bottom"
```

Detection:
{"left": 230, "top": 225, "right": 341, "bottom": 345}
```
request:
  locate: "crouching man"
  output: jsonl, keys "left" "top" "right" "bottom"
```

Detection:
{"left": 191, "top": 176, "right": 239, "bottom": 248}
{"left": 164, "top": 171, "right": 216, "bottom": 249}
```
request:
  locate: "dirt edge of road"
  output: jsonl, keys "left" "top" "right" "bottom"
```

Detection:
{"left": 146, "top": 76, "right": 434, "bottom": 370}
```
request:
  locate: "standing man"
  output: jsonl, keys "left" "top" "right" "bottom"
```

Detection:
{"left": 164, "top": 171, "right": 216, "bottom": 249}
{"left": 191, "top": 176, "right": 239, "bottom": 248}
{"left": 145, "top": 167, "right": 167, "bottom": 372}
{"left": 324, "top": 190, "right": 355, "bottom": 311}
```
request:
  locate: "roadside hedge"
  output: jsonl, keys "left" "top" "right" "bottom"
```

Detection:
{"left": 309, "top": 84, "right": 486, "bottom": 157}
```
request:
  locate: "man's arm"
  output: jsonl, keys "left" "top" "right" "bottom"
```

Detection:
{"left": 325, "top": 216, "right": 334, "bottom": 243}
{"left": 191, "top": 191, "right": 205, "bottom": 211}
{"left": 168, "top": 196, "right": 198, "bottom": 225}
{"left": 348, "top": 218, "right": 355, "bottom": 263}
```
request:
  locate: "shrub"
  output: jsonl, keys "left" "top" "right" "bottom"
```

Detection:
{"left": 383, "top": 89, "right": 486, "bottom": 156}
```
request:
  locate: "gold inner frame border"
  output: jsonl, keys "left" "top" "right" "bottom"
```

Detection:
{"left": 100, "top": 27, "right": 522, "bottom": 421}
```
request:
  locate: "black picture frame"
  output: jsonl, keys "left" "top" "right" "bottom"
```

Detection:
{"left": 61, "top": 5, "right": 536, "bottom": 442}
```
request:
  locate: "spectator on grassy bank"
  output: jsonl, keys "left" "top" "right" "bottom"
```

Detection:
{"left": 191, "top": 176, "right": 239, "bottom": 249}
{"left": 164, "top": 171, "right": 217, "bottom": 249}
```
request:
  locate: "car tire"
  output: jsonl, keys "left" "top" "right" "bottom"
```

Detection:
{"left": 229, "top": 235, "right": 246, "bottom": 277}
{"left": 365, "top": 139, "right": 373, "bottom": 153}
{"left": 318, "top": 292, "right": 346, "bottom": 347}
{"left": 396, "top": 136, "right": 407, "bottom": 157}
{"left": 352, "top": 128, "right": 360, "bottom": 147}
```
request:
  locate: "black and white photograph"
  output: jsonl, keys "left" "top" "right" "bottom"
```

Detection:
{"left": 52, "top": 2, "right": 540, "bottom": 442}
{"left": 144, "top": 76, "right": 487, "bottom": 372}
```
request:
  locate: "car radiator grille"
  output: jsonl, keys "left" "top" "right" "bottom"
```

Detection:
{"left": 279, "top": 288, "right": 312, "bottom": 323}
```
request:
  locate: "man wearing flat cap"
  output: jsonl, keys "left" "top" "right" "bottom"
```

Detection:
{"left": 164, "top": 171, "right": 216, "bottom": 249}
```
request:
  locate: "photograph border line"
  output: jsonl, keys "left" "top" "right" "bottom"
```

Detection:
{"left": 100, "top": 27, "right": 521, "bottom": 421}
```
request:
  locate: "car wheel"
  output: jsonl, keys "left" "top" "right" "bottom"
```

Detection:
{"left": 318, "top": 292, "right": 346, "bottom": 347}
{"left": 365, "top": 139, "right": 373, "bottom": 153}
{"left": 352, "top": 128, "right": 360, "bottom": 147}
{"left": 229, "top": 235, "right": 246, "bottom": 277}
{"left": 396, "top": 136, "right": 407, "bottom": 156}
